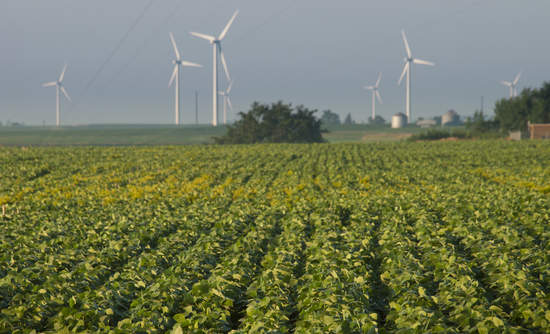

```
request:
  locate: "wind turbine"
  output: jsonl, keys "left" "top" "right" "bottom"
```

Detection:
{"left": 168, "top": 32, "right": 202, "bottom": 125}
{"left": 500, "top": 72, "right": 522, "bottom": 98}
{"left": 398, "top": 30, "right": 435, "bottom": 123}
{"left": 42, "top": 64, "right": 71, "bottom": 127}
{"left": 364, "top": 73, "right": 383, "bottom": 122}
{"left": 219, "top": 80, "right": 233, "bottom": 125}
{"left": 190, "top": 10, "right": 238, "bottom": 126}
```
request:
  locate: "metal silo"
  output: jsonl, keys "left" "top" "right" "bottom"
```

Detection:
{"left": 391, "top": 113, "right": 407, "bottom": 128}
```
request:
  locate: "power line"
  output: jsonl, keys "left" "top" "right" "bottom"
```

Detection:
{"left": 106, "top": 0, "right": 301, "bottom": 87}
{"left": 103, "top": 0, "right": 188, "bottom": 89}
{"left": 232, "top": 0, "right": 301, "bottom": 46}
{"left": 71, "top": 0, "right": 159, "bottom": 111}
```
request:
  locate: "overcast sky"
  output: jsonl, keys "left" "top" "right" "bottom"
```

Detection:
{"left": 2, "top": 0, "right": 549, "bottom": 125}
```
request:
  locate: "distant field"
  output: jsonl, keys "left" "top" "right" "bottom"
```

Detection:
{"left": 0, "top": 125, "right": 227, "bottom": 146}
{"left": 0, "top": 124, "right": 431, "bottom": 146}
{"left": 323, "top": 124, "right": 427, "bottom": 142}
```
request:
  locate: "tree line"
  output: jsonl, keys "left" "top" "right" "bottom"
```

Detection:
{"left": 471, "top": 81, "right": 550, "bottom": 133}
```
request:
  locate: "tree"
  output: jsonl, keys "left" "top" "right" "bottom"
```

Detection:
{"left": 214, "top": 101, "right": 325, "bottom": 144}
{"left": 368, "top": 115, "right": 386, "bottom": 125}
{"left": 343, "top": 113, "right": 354, "bottom": 125}
{"left": 494, "top": 82, "right": 550, "bottom": 132}
{"left": 465, "top": 110, "right": 498, "bottom": 133}
{"left": 320, "top": 110, "right": 341, "bottom": 126}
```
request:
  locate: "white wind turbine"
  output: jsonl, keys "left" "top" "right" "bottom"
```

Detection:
{"left": 168, "top": 32, "right": 202, "bottom": 125}
{"left": 219, "top": 80, "right": 233, "bottom": 125}
{"left": 364, "top": 73, "right": 383, "bottom": 122}
{"left": 42, "top": 64, "right": 71, "bottom": 127}
{"left": 190, "top": 10, "right": 238, "bottom": 126}
{"left": 500, "top": 72, "right": 522, "bottom": 98}
{"left": 398, "top": 30, "right": 435, "bottom": 122}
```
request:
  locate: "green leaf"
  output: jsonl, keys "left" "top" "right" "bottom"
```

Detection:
{"left": 418, "top": 286, "right": 427, "bottom": 298}
{"left": 172, "top": 324, "right": 183, "bottom": 334}
{"left": 489, "top": 316, "right": 504, "bottom": 327}
{"left": 477, "top": 324, "right": 488, "bottom": 334}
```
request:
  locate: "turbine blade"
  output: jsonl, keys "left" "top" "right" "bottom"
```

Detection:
{"left": 413, "top": 59, "right": 435, "bottom": 66}
{"left": 218, "top": 10, "right": 239, "bottom": 40}
{"left": 227, "top": 97, "right": 233, "bottom": 111}
{"left": 181, "top": 60, "right": 202, "bottom": 68}
{"left": 227, "top": 80, "right": 233, "bottom": 94}
{"left": 376, "top": 90, "right": 383, "bottom": 104}
{"left": 364, "top": 86, "right": 374, "bottom": 90}
{"left": 398, "top": 62, "right": 409, "bottom": 85}
{"left": 220, "top": 51, "right": 231, "bottom": 81}
{"left": 60, "top": 86, "right": 71, "bottom": 102}
{"left": 42, "top": 81, "right": 57, "bottom": 87}
{"left": 169, "top": 32, "right": 181, "bottom": 60}
{"left": 513, "top": 71, "right": 522, "bottom": 85}
{"left": 169, "top": 66, "right": 178, "bottom": 87}
{"left": 59, "top": 64, "right": 67, "bottom": 82}
{"left": 401, "top": 30, "right": 412, "bottom": 58}
{"left": 190, "top": 32, "right": 215, "bottom": 43}
{"left": 376, "top": 72, "right": 382, "bottom": 88}
{"left": 500, "top": 81, "right": 512, "bottom": 87}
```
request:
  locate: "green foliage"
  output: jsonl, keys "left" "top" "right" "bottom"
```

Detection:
{"left": 410, "top": 120, "right": 503, "bottom": 141}
{"left": 320, "top": 110, "right": 341, "bottom": 126}
{"left": 215, "top": 101, "right": 325, "bottom": 144}
{"left": 343, "top": 113, "right": 355, "bottom": 125}
{"left": 494, "top": 81, "right": 550, "bottom": 131}
{"left": 465, "top": 111, "right": 499, "bottom": 134}
{"left": 369, "top": 115, "right": 386, "bottom": 125}
{"left": 408, "top": 128, "right": 468, "bottom": 141}
{"left": 1, "top": 142, "right": 550, "bottom": 332}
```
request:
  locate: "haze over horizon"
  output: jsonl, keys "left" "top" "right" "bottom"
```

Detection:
{"left": 2, "top": 0, "right": 549, "bottom": 125}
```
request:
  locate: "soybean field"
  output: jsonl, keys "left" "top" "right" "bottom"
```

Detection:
{"left": 1, "top": 142, "right": 549, "bottom": 333}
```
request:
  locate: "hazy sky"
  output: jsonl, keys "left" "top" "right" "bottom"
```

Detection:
{"left": 2, "top": 0, "right": 549, "bottom": 125}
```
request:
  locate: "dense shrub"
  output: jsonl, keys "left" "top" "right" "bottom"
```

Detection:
{"left": 215, "top": 101, "right": 325, "bottom": 144}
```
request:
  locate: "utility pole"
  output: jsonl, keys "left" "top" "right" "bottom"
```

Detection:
{"left": 195, "top": 90, "right": 199, "bottom": 125}
{"left": 481, "top": 96, "right": 484, "bottom": 113}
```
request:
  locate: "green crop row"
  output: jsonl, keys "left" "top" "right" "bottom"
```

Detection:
{"left": 1, "top": 142, "right": 550, "bottom": 333}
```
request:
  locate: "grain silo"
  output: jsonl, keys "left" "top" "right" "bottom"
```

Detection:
{"left": 442, "top": 109, "right": 460, "bottom": 126}
{"left": 391, "top": 113, "right": 407, "bottom": 128}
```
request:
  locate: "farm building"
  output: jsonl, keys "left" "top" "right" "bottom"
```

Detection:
{"left": 417, "top": 119, "right": 437, "bottom": 128}
{"left": 528, "top": 122, "right": 550, "bottom": 139}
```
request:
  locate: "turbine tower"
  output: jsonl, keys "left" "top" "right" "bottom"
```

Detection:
{"left": 168, "top": 32, "right": 202, "bottom": 125}
{"left": 190, "top": 10, "right": 238, "bottom": 126}
{"left": 398, "top": 30, "right": 435, "bottom": 123}
{"left": 500, "top": 72, "right": 522, "bottom": 98}
{"left": 219, "top": 80, "right": 233, "bottom": 125}
{"left": 364, "top": 73, "right": 383, "bottom": 122}
{"left": 42, "top": 64, "right": 71, "bottom": 127}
